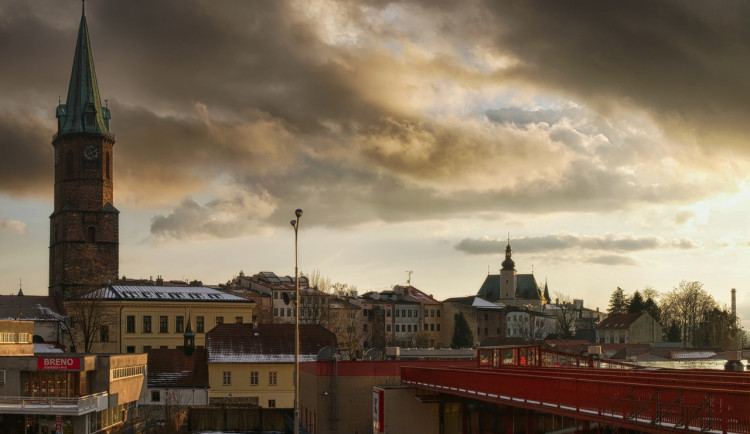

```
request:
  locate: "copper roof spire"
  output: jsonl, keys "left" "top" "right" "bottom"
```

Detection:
{"left": 55, "top": 0, "right": 111, "bottom": 139}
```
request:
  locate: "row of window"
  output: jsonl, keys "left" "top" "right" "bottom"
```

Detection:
{"left": 111, "top": 364, "right": 146, "bottom": 381}
{"left": 0, "top": 332, "right": 30, "bottom": 344}
{"left": 125, "top": 345, "right": 205, "bottom": 353}
{"left": 125, "top": 315, "right": 242, "bottom": 334}
{"left": 272, "top": 307, "right": 321, "bottom": 317}
{"left": 222, "top": 370, "right": 277, "bottom": 386}
{"left": 392, "top": 308, "right": 442, "bottom": 318}
{"left": 480, "top": 327, "right": 501, "bottom": 336}
{"left": 394, "top": 323, "right": 439, "bottom": 333}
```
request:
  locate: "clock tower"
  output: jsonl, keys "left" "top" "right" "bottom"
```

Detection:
{"left": 50, "top": 3, "right": 118, "bottom": 300}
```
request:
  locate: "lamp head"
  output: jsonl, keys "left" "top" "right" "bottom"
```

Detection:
{"left": 290, "top": 219, "right": 296, "bottom": 228}
{"left": 295, "top": 208, "right": 303, "bottom": 218}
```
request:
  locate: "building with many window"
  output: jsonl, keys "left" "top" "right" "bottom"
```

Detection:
{"left": 206, "top": 323, "right": 335, "bottom": 408}
{"left": 65, "top": 285, "right": 255, "bottom": 354}
{"left": 0, "top": 320, "right": 146, "bottom": 434}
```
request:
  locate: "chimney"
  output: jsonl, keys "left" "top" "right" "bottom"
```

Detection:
{"left": 732, "top": 288, "right": 737, "bottom": 317}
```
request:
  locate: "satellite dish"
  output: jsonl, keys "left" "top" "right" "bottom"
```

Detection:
{"left": 317, "top": 346, "right": 338, "bottom": 361}
{"left": 282, "top": 292, "right": 297, "bottom": 305}
{"left": 363, "top": 348, "right": 384, "bottom": 361}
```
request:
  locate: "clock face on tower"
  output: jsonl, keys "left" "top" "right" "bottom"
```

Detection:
{"left": 83, "top": 144, "right": 100, "bottom": 161}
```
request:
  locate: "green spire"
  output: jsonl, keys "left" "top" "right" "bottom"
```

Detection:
{"left": 55, "top": 2, "right": 111, "bottom": 139}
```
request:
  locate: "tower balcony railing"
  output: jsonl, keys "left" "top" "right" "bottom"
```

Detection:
{"left": 0, "top": 391, "right": 109, "bottom": 415}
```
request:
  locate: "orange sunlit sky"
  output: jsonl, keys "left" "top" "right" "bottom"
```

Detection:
{"left": 1, "top": 1, "right": 749, "bottom": 327}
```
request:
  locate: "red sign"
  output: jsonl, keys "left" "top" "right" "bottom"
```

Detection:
{"left": 55, "top": 415, "right": 63, "bottom": 434}
{"left": 372, "top": 388, "right": 384, "bottom": 432}
{"left": 38, "top": 357, "right": 81, "bottom": 370}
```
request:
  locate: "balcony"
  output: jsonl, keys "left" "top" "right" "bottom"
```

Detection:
{"left": 0, "top": 392, "right": 108, "bottom": 415}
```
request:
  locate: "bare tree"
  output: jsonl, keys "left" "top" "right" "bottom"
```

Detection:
{"left": 518, "top": 313, "right": 556, "bottom": 343}
{"left": 64, "top": 284, "right": 116, "bottom": 353}
{"left": 660, "top": 281, "right": 717, "bottom": 347}
{"left": 551, "top": 292, "right": 575, "bottom": 339}
{"left": 328, "top": 301, "right": 362, "bottom": 359}
{"left": 641, "top": 286, "right": 659, "bottom": 302}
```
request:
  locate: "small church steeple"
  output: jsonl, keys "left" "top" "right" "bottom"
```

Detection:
{"left": 183, "top": 315, "right": 196, "bottom": 356}
{"left": 501, "top": 236, "right": 515, "bottom": 271}
{"left": 499, "top": 236, "right": 518, "bottom": 304}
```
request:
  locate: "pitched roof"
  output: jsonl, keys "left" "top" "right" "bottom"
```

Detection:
{"left": 0, "top": 295, "right": 64, "bottom": 321}
{"left": 55, "top": 4, "right": 112, "bottom": 139}
{"left": 442, "top": 296, "right": 476, "bottom": 305}
{"left": 392, "top": 285, "right": 441, "bottom": 305}
{"left": 596, "top": 313, "right": 643, "bottom": 329}
{"left": 207, "top": 323, "right": 336, "bottom": 363}
{"left": 85, "top": 285, "right": 253, "bottom": 303}
{"left": 477, "top": 274, "right": 543, "bottom": 302}
{"left": 147, "top": 348, "right": 209, "bottom": 388}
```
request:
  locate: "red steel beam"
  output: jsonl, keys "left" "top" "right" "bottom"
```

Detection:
{"left": 402, "top": 366, "right": 750, "bottom": 433}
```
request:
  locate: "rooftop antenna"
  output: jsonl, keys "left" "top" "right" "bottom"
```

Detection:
{"left": 406, "top": 270, "right": 413, "bottom": 286}
{"left": 82, "top": 0, "right": 85, "bottom": 16}
{"left": 531, "top": 264, "right": 534, "bottom": 274}
{"left": 487, "top": 265, "right": 490, "bottom": 275}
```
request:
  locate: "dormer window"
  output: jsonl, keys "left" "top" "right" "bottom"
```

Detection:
{"left": 84, "top": 112, "right": 95, "bottom": 126}
{"left": 86, "top": 226, "right": 96, "bottom": 243}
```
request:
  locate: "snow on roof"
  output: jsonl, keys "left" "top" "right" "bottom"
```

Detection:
{"left": 34, "top": 343, "right": 64, "bottom": 353}
{"left": 473, "top": 297, "right": 503, "bottom": 309}
{"left": 669, "top": 351, "right": 717, "bottom": 360}
{"left": 89, "top": 285, "right": 253, "bottom": 303}
{"left": 0, "top": 296, "right": 64, "bottom": 321}
{"left": 207, "top": 324, "right": 336, "bottom": 364}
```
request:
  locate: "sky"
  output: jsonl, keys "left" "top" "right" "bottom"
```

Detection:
{"left": 1, "top": 0, "right": 749, "bottom": 327}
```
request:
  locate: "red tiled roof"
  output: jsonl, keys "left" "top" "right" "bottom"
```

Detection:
{"left": 147, "top": 348, "right": 208, "bottom": 387}
{"left": 206, "top": 323, "right": 336, "bottom": 363}
{"left": 596, "top": 313, "right": 642, "bottom": 329}
{"left": 393, "top": 285, "right": 441, "bottom": 305}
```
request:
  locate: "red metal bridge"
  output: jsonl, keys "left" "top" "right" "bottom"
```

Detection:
{"left": 401, "top": 345, "right": 750, "bottom": 433}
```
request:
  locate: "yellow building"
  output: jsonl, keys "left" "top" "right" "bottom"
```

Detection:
{"left": 66, "top": 285, "right": 255, "bottom": 354}
{"left": 206, "top": 323, "right": 336, "bottom": 408}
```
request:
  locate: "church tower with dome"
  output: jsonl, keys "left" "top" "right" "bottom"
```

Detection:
{"left": 49, "top": 2, "right": 118, "bottom": 300}
{"left": 477, "top": 238, "right": 546, "bottom": 308}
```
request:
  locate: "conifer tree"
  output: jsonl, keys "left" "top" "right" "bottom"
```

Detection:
{"left": 627, "top": 290, "right": 646, "bottom": 313}
{"left": 451, "top": 312, "right": 473, "bottom": 348}
{"left": 608, "top": 287, "right": 628, "bottom": 314}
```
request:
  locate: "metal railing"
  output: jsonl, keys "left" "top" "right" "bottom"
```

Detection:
{"left": 402, "top": 362, "right": 750, "bottom": 433}
{"left": 0, "top": 392, "right": 108, "bottom": 415}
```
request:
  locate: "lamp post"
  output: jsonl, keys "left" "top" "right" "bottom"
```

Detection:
{"left": 290, "top": 208, "right": 303, "bottom": 434}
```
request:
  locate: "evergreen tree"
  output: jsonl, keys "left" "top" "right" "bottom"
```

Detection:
{"left": 664, "top": 321, "right": 682, "bottom": 342}
{"left": 608, "top": 287, "right": 628, "bottom": 314}
{"left": 451, "top": 312, "right": 473, "bottom": 349}
{"left": 627, "top": 290, "right": 646, "bottom": 313}
{"left": 643, "top": 297, "right": 661, "bottom": 322}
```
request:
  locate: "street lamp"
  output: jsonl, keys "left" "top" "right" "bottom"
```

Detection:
{"left": 290, "top": 208, "right": 303, "bottom": 434}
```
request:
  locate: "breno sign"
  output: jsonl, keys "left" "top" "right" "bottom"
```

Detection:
{"left": 37, "top": 357, "right": 81, "bottom": 370}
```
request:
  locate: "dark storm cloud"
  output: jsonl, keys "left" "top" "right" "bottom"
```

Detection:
{"left": 455, "top": 234, "right": 696, "bottom": 256}
{"left": 474, "top": 0, "right": 750, "bottom": 151}
{"left": 0, "top": 112, "right": 53, "bottom": 196}
{"left": 4, "top": 0, "right": 749, "bottom": 239}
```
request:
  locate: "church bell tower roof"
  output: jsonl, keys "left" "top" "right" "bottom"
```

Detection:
{"left": 501, "top": 238, "right": 515, "bottom": 270}
{"left": 55, "top": 1, "right": 111, "bottom": 140}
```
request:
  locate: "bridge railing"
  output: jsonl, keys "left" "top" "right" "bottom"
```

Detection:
{"left": 402, "top": 365, "right": 750, "bottom": 433}
{"left": 477, "top": 345, "right": 636, "bottom": 369}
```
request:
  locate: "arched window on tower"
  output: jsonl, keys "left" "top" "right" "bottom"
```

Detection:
{"left": 86, "top": 226, "right": 96, "bottom": 243}
{"left": 66, "top": 150, "right": 74, "bottom": 176}
{"left": 106, "top": 152, "right": 111, "bottom": 179}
